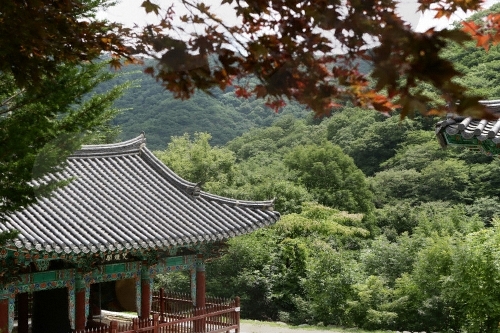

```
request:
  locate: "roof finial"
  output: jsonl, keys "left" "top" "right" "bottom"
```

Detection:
{"left": 190, "top": 182, "right": 203, "bottom": 198}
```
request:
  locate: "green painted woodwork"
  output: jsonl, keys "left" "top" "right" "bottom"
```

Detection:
{"left": 1, "top": 269, "right": 75, "bottom": 296}
{"left": 0, "top": 253, "right": 205, "bottom": 332}
{"left": 166, "top": 256, "right": 187, "bottom": 266}
{"left": 33, "top": 271, "right": 57, "bottom": 283}
{"left": 444, "top": 133, "right": 500, "bottom": 156}
{"left": 149, "top": 255, "right": 197, "bottom": 276}
{"left": 1, "top": 245, "right": 214, "bottom": 279}
{"left": 444, "top": 133, "right": 479, "bottom": 146}
{"left": 105, "top": 263, "right": 126, "bottom": 274}
{"left": 0, "top": 248, "right": 201, "bottom": 276}
{"left": 34, "top": 259, "right": 50, "bottom": 271}
{"left": 0, "top": 269, "right": 76, "bottom": 332}
{"left": 477, "top": 139, "right": 500, "bottom": 155}
{"left": 89, "top": 262, "right": 141, "bottom": 283}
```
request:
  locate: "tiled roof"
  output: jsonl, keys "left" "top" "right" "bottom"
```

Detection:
{"left": 435, "top": 100, "right": 500, "bottom": 156}
{"left": 1, "top": 134, "right": 280, "bottom": 255}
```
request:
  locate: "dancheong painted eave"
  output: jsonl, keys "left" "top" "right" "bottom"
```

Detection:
{"left": 1, "top": 134, "right": 280, "bottom": 255}
{"left": 435, "top": 100, "right": 500, "bottom": 157}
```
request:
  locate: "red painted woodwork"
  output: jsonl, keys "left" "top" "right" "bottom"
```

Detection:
{"left": 75, "top": 289, "right": 86, "bottom": 330}
{"left": 159, "top": 288, "right": 165, "bottom": 322}
{"left": 0, "top": 298, "right": 8, "bottom": 333}
{"left": 140, "top": 279, "right": 151, "bottom": 319}
{"left": 194, "top": 256, "right": 206, "bottom": 333}
{"left": 109, "top": 320, "right": 118, "bottom": 333}
{"left": 196, "top": 267, "right": 206, "bottom": 308}
{"left": 75, "top": 293, "right": 240, "bottom": 333}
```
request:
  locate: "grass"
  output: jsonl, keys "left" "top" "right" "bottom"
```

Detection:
{"left": 240, "top": 319, "right": 396, "bottom": 333}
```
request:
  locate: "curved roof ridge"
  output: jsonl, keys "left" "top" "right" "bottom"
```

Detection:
{"left": 479, "top": 99, "right": 500, "bottom": 115}
{"left": 435, "top": 100, "right": 500, "bottom": 156}
{"left": 139, "top": 146, "right": 196, "bottom": 188}
{"left": 479, "top": 99, "right": 500, "bottom": 106}
{"left": 201, "top": 191, "right": 276, "bottom": 210}
{"left": 70, "top": 133, "right": 146, "bottom": 158}
{"left": 2, "top": 133, "right": 280, "bottom": 256}
{"left": 139, "top": 147, "right": 276, "bottom": 210}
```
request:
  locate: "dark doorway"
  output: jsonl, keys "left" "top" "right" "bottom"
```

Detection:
{"left": 31, "top": 288, "right": 70, "bottom": 333}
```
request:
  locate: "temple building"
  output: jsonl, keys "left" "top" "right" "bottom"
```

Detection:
{"left": 435, "top": 100, "right": 500, "bottom": 156}
{"left": 0, "top": 134, "right": 280, "bottom": 333}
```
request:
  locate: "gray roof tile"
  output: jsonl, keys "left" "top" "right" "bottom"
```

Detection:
{"left": 2, "top": 134, "right": 280, "bottom": 254}
{"left": 437, "top": 100, "right": 500, "bottom": 138}
{"left": 435, "top": 100, "right": 500, "bottom": 156}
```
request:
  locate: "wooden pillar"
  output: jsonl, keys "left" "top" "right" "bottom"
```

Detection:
{"left": 196, "top": 262, "right": 206, "bottom": 309}
{"left": 140, "top": 262, "right": 156, "bottom": 319}
{"left": 194, "top": 255, "right": 206, "bottom": 333}
{"left": 75, "top": 289, "right": 86, "bottom": 330}
{"left": 140, "top": 276, "right": 151, "bottom": 319}
{"left": 17, "top": 293, "right": 29, "bottom": 333}
{"left": 0, "top": 297, "right": 8, "bottom": 333}
{"left": 75, "top": 272, "right": 87, "bottom": 330}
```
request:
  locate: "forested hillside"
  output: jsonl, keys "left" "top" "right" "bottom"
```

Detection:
{"left": 98, "top": 61, "right": 315, "bottom": 150}
{"left": 155, "top": 107, "right": 500, "bottom": 331}
{"left": 150, "top": 6, "right": 500, "bottom": 332}
{"left": 100, "top": 54, "right": 374, "bottom": 150}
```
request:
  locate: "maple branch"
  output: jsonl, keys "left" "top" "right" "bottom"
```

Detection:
{"left": 0, "top": 89, "right": 25, "bottom": 116}
{"left": 180, "top": 0, "right": 250, "bottom": 52}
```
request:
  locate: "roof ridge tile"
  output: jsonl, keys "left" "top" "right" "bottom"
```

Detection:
{"left": 3, "top": 133, "right": 280, "bottom": 256}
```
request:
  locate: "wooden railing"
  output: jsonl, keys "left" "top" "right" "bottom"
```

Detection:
{"left": 74, "top": 289, "right": 240, "bottom": 333}
{"left": 151, "top": 290, "right": 194, "bottom": 319}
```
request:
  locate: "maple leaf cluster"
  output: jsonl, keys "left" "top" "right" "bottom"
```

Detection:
{"left": 127, "top": 0, "right": 500, "bottom": 118}
{"left": 0, "top": 0, "right": 133, "bottom": 89}
{"left": 2, "top": 0, "right": 500, "bottom": 118}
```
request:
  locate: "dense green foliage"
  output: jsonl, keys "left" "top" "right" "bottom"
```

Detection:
{"left": 6, "top": 1, "right": 500, "bottom": 331}
{"left": 154, "top": 105, "right": 500, "bottom": 331}
{"left": 150, "top": 37, "right": 500, "bottom": 329}
{"left": 146, "top": 7, "right": 500, "bottom": 331}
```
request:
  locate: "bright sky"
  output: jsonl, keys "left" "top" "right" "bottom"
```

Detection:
{"left": 414, "top": 0, "right": 500, "bottom": 31}
{"left": 101, "top": 0, "right": 500, "bottom": 32}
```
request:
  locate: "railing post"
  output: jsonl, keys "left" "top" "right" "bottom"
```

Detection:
{"left": 152, "top": 313, "right": 159, "bottom": 333}
{"left": 109, "top": 320, "right": 118, "bottom": 333}
{"left": 132, "top": 317, "right": 139, "bottom": 331}
{"left": 159, "top": 288, "right": 165, "bottom": 322}
{"left": 235, "top": 297, "right": 240, "bottom": 333}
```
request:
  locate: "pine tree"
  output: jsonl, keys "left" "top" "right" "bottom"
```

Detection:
{"left": 0, "top": 60, "right": 129, "bottom": 244}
